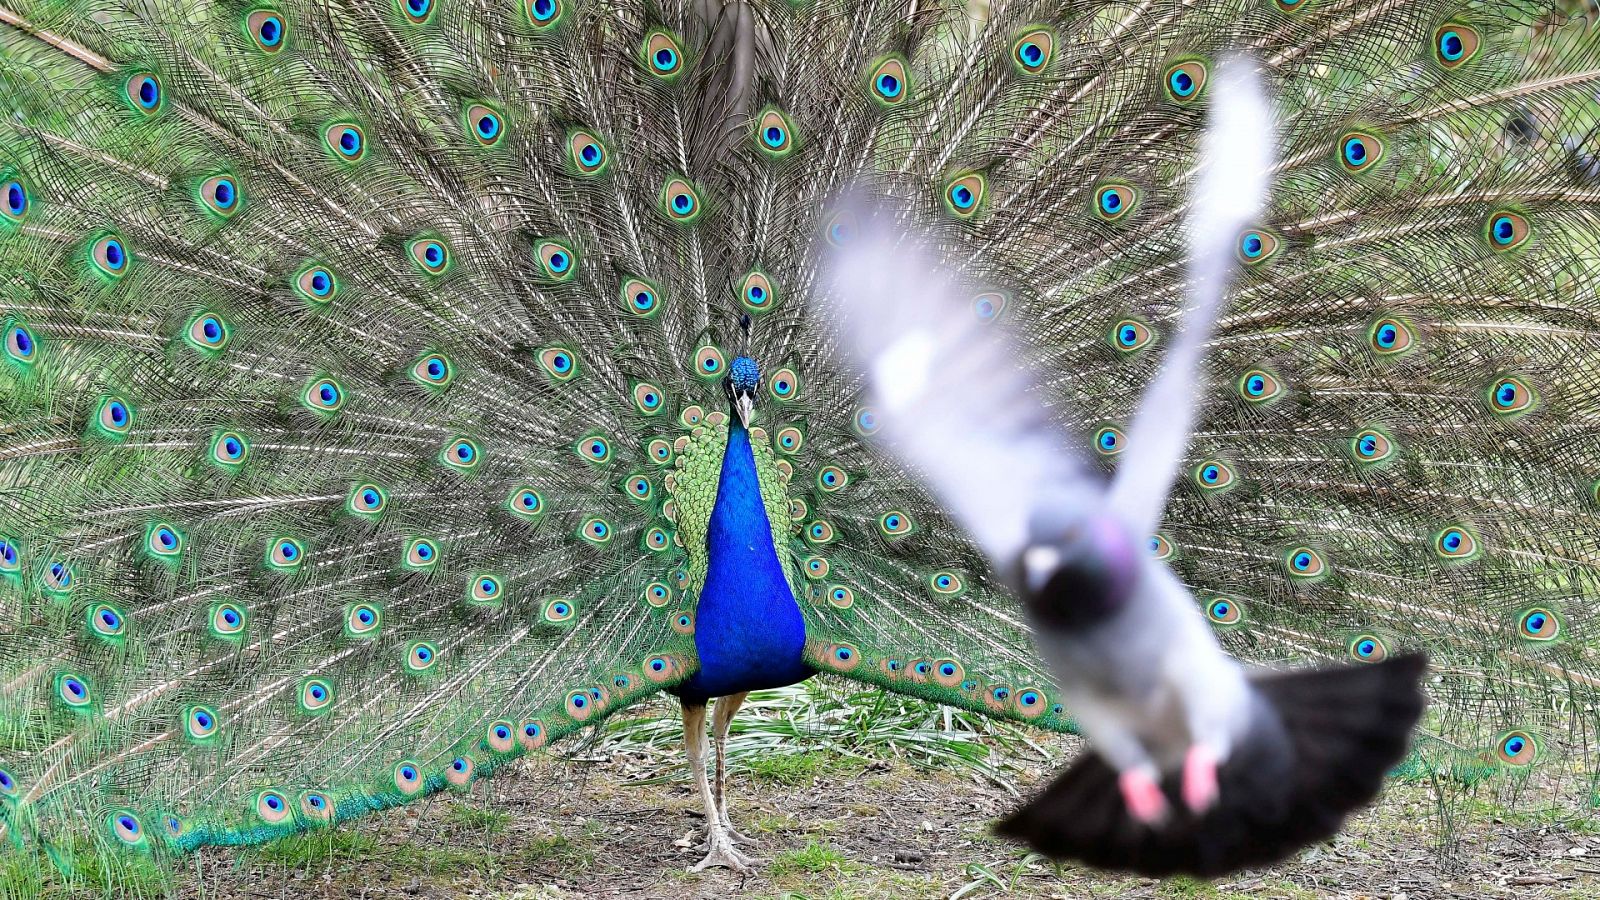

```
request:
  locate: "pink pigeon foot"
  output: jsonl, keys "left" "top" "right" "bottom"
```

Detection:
{"left": 1118, "top": 767, "right": 1169, "bottom": 826}
{"left": 1181, "top": 744, "right": 1220, "bottom": 814}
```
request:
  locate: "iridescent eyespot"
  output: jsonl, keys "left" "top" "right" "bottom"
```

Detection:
{"left": 411, "top": 352, "right": 454, "bottom": 389}
{"left": 211, "top": 602, "right": 246, "bottom": 638}
{"left": 1193, "top": 460, "right": 1235, "bottom": 491}
{"left": 408, "top": 237, "right": 450, "bottom": 275}
{"left": 300, "top": 677, "right": 333, "bottom": 712}
{"left": 42, "top": 560, "right": 73, "bottom": 593}
{"left": 929, "top": 571, "right": 964, "bottom": 597}
{"left": 566, "top": 689, "right": 595, "bottom": 720}
{"left": 1285, "top": 546, "right": 1326, "bottom": 578}
{"left": 126, "top": 73, "right": 163, "bottom": 114}
{"left": 526, "top": 0, "right": 564, "bottom": 28}
{"left": 541, "top": 598, "right": 575, "bottom": 624}
{"left": 643, "top": 581, "right": 672, "bottom": 607}
{"left": 972, "top": 291, "right": 1007, "bottom": 322}
{"left": 507, "top": 487, "right": 544, "bottom": 520}
{"left": 1515, "top": 607, "right": 1560, "bottom": 641}
{"left": 1347, "top": 633, "right": 1387, "bottom": 662}
{"left": 672, "top": 610, "right": 695, "bottom": 635}
{"left": 1272, "top": 0, "right": 1310, "bottom": 10}
{"left": 738, "top": 271, "right": 775, "bottom": 312}
{"left": 345, "top": 603, "right": 381, "bottom": 637}
{"left": 304, "top": 377, "right": 345, "bottom": 412}
{"left": 4, "top": 318, "right": 37, "bottom": 366}
{"left": 185, "top": 705, "right": 219, "bottom": 742}
{"left": 1205, "top": 596, "right": 1243, "bottom": 626}
{"left": 827, "top": 585, "right": 855, "bottom": 609}
{"left": 1149, "top": 533, "right": 1174, "bottom": 559}
{"left": 88, "top": 603, "right": 125, "bottom": 639}
{"left": 944, "top": 173, "right": 986, "bottom": 219}
{"left": 853, "top": 407, "right": 879, "bottom": 436}
{"left": 661, "top": 178, "right": 701, "bottom": 224}
{"left": 1487, "top": 376, "right": 1534, "bottom": 415}
{"left": 823, "top": 208, "right": 857, "bottom": 247}
{"left": 1433, "top": 24, "right": 1481, "bottom": 69}
{"left": 823, "top": 643, "right": 861, "bottom": 671}
{"left": 804, "top": 556, "right": 830, "bottom": 579}
{"left": 1237, "top": 229, "right": 1280, "bottom": 264}
{"left": 632, "top": 382, "right": 665, "bottom": 416}
{"left": 268, "top": 536, "right": 304, "bottom": 569}
{"left": 91, "top": 233, "right": 129, "bottom": 278}
{"left": 1237, "top": 369, "right": 1281, "bottom": 403}
{"left": 756, "top": 108, "right": 795, "bottom": 158}
{"left": 538, "top": 346, "right": 578, "bottom": 381}
{"left": 1093, "top": 426, "right": 1124, "bottom": 456}
{"left": 621, "top": 278, "right": 660, "bottom": 316}
{"left": 869, "top": 57, "right": 909, "bottom": 105}
{"left": 1110, "top": 319, "right": 1153, "bottom": 353}
{"left": 57, "top": 673, "right": 92, "bottom": 709}
{"left": 393, "top": 761, "right": 423, "bottom": 795}
{"left": 806, "top": 520, "right": 836, "bottom": 545}
{"left": 465, "top": 103, "right": 504, "bottom": 146}
{"left": 624, "top": 474, "right": 654, "bottom": 501}
{"left": 1338, "top": 131, "right": 1384, "bottom": 173}
{"left": 693, "top": 345, "right": 726, "bottom": 378}
{"left": 644, "top": 654, "right": 678, "bottom": 682}
{"left": 0, "top": 538, "right": 19, "bottom": 575}
{"left": 768, "top": 367, "right": 799, "bottom": 401}
{"left": 774, "top": 426, "right": 804, "bottom": 455}
{"left": 199, "top": 175, "right": 241, "bottom": 217}
{"left": 298, "top": 790, "right": 333, "bottom": 820}
{"left": 406, "top": 641, "right": 438, "bottom": 672}
{"left": 1015, "top": 688, "right": 1047, "bottom": 718}
{"left": 487, "top": 720, "right": 516, "bottom": 753}
{"left": 400, "top": 0, "right": 433, "bottom": 25}
{"left": 577, "top": 434, "right": 610, "bottom": 463}
{"left": 0, "top": 767, "right": 16, "bottom": 799}
{"left": 147, "top": 522, "right": 184, "bottom": 559}
{"left": 187, "top": 312, "right": 231, "bottom": 354}
{"left": 441, "top": 437, "right": 481, "bottom": 471}
{"left": 932, "top": 659, "right": 964, "bottom": 688}
{"left": 520, "top": 720, "right": 547, "bottom": 750}
{"left": 1367, "top": 317, "right": 1414, "bottom": 356}
{"left": 1349, "top": 428, "right": 1396, "bottom": 465}
{"left": 648, "top": 439, "right": 673, "bottom": 465}
{"left": 246, "top": 9, "right": 286, "bottom": 53}
{"left": 1433, "top": 525, "right": 1480, "bottom": 560}
{"left": 878, "top": 511, "right": 913, "bottom": 537}
{"left": 96, "top": 396, "right": 133, "bottom": 436}
{"left": 644, "top": 30, "right": 684, "bottom": 77}
{"left": 404, "top": 537, "right": 439, "bottom": 569}
{"left": 446, "top": 757, "right": 475, "bottom": 787}
{"left": 1494, "top": 730, "right": 1539, "bottom": 766}
{"left": 110, "top": 810, "right": 145, "bottom": 847}
{"left": 1, "top": 177, "right": 26, "bottom": 223}
{"left": 1011, "top": 28, "right": 1054, "bottom": 73}
{"left": 294, "top": 264, "right": 338, "bottom": 304}
{"left": 1094, "top": 184, "right": 1136, "bottom": 221}
{"left": 568, "top": 129, "right": 608, "bottom": 175}
{"left": 816, "top": 466, "right": 847, "bottom": 492}
{"left": 535, "top": 239, "right": 576, "bottom": 281}
{"left": 580, "top": 517, "right": 612, "bottom": 545}
{"left": 1486, "top": 211, "right": 1530, "bottom": 251}
{"left": 325, "top": 123, "right": 366, "bottom": 161}
{"left": 1163, "top": 59, "right": 1207, "bottom": 102}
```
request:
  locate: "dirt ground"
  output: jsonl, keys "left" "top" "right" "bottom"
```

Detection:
{"left": 169, "top": 731, "right": 1600, "bottom": 900}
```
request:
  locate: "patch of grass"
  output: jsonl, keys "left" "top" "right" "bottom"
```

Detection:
{"left": 747, "top": 751, "right": 835, "bottom": 785}
{"left": 751, "top": 813, "right": 800, "bottom": 834}
{"left": 515, "top": 833, "right": 595, "bottom": 871}
{"left": 387, "top": 842, "right": 499, "bottom": 878}
{"left": 1156, "top": 877, "right": 1218, "bottom": 898}
{"left": 445, "top": 803, "right": 512, "bottom": 835}
{"left": 249, "top": 829, "right": 378, "bottom": 868}
{"left": 770, "top": 840, "right": 857, "bottom": 878}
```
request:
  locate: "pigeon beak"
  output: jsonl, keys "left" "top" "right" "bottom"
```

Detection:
{"left": 734, "top": 392, "right": 755, "bottom": 429}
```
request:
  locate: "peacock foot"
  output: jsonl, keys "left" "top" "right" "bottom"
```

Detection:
{"left": 690, "top": 826, "right": 759, "bottom": 873}
{"left": 698, "top": 819, "right": 756, "bottom": 848}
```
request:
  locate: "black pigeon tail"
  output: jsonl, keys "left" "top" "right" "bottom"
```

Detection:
{"left": 996, "top": 654, "right": 1428, "bottom": 879}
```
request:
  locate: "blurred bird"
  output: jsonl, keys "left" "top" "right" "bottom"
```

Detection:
{"left": 821, "top": 60, "right": 1428, "bottom": 878}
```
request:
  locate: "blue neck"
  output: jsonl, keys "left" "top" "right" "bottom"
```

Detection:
{"left": 677, "top": 417, "right": 811, "bottom": 702}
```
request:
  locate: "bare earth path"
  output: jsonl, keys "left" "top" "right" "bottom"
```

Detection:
{"left": 170, "top": 728, "right": 1600, "bottom": 900}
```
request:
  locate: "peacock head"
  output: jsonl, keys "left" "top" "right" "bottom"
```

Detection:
{"left": 726, "top": 356, "right": 760, "bottom": 428}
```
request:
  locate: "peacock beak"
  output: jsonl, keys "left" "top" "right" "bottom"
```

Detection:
{"left": 734, "top": 391, "right": 755, "bottom": 429}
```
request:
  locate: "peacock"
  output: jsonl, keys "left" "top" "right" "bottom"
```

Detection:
{"left": 0, "top": 0, "right": 1597, "bottom": 889}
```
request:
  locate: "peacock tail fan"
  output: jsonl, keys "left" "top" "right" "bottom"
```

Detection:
{"left": 0, "top": 0, "right": 1595, "bottom": 883}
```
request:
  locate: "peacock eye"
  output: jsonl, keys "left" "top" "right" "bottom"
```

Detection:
{"left": 1486, "top": 211, "right": 1530, "bottom": 251}
{"left": 1237, "top": 369, "right": 1282, "bottom": 403}
{"left": 1487, "top": 376, "right": 1535, "bottom": 415}
{"left": 1163, "top": 59, "right": 1208, "bottom": 102}
{"left": 325, "top": 123, "right": 366, "bottom": 161}
{"left": 944, "top": 173, "right": 986, "bottom": 218}
{"left": 1515, "top": 607, "right": 1560, "bottom": 641}
{"left": 526, "top": 0, "right": 563, "bottom": 27}
{"left": 1094, "top": 184, "right": 1136, "bottom": 221}
{"left": 1011, "top": 28, "right": 1054, "bottom": 73}
{"left": 644, "top": 31, "right": 684, "bottom": 77}
{"left": 246, "top": 10, "right": 287, "bottom": 53}
{"left": 1349, "top": 428, "right": 1396, "bottom": 465}
{"left": 1110, "top": 318, "right": 1154, "bottom": 352}
{"left": 1433, "top": 24, "right": 1481, "bottom": 68}
{"left": 662, "top": 178, "right": 701, "bottom": 223}
{"left": 738, "top": 272, "right": 774, "bottom": 312}
{"left": 756, "top": 109, "right": 795, "bottom": 157}
{"left": 127, "top": 73, "right": 163, "bottom": 114}
{"left": 1347, "top": 633, "right": 1388, "bottom": 662}
{"left": 1093, "top": 426, "right": 1124, "bottom": 456}
{"left": 869, "top": 57, "right": 909, "bottom": 105}
{"left": 1236, "top": 229, "right": 1280, "bottom": 264}
{"left": 1338, "top": 131, "right": 1385, "bottom": 172}
{"left": 465, "top": 104, "right": 504, "bottom": 146}
{"left": 1433, "top": 524, "right": 1480, "bottom": 560}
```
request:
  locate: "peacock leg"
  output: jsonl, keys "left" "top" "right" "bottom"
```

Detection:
{"left": 711, "top": 691, "right": 756, "bottom": 845}
{"left": 685, "top": 700, "right": 755, "bottom": 872}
